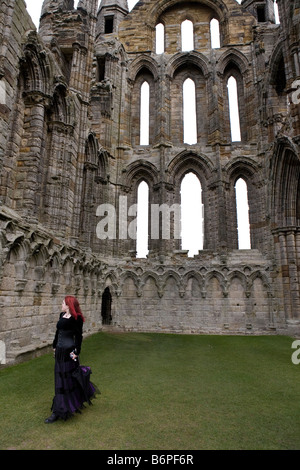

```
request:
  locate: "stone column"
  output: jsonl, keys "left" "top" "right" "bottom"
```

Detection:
{"left": 17, "top": 92, "right": 48, "bottom": 221}
{"left": 286, "top": 230, "right": 300, "bottom": 321}
{"left": 278, "top": 231, "right": 292, "bottom": 320}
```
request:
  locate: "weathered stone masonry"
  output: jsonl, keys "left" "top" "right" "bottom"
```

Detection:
{"left": 0, "top": 0, "right": 299, "bottom": 364}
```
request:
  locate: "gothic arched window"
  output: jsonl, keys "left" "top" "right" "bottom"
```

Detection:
{"left": 136, "top": 180, "right": 149, "bottom": 257}
{"left": 181, "top": 20, "right": 194, "bottom": 52}
{"left": 180, "top": 172, "right": 203, "bottom": 256}
{"left": 155, "top": 23, "right": 164, "bottom": 54}
{"left": 235, "top": 177, "right": 251, "bottom": 249}
{"left": 183, "top": 78, "right": 197, "bottom": 144}
{"left": 140, "top": 81, "right": 150, "bottom": 145}
{"left": 227, "top": 76, "right": 241, "bottom": 142}
{"left": 210, "top": 18, "right": 220, "bottom": 49}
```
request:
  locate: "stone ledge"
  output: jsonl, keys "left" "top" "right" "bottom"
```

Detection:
{"left": 3, "top": 342, "right": 53, "bottom": 367}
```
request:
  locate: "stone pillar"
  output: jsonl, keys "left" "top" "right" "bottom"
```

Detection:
{"left": 69, "top": 44, "right": 88, "bottom": 96}
{"left": 278, "top": 231, "right": 292, "bottom": 320}
{"left": 17, "top": 92, "right": 48, "bottom": 220}
{"left": 286, "top": 230, "right": 300, "bottom": 321}
{"left": 278, "top": 229, "right": 300, "bottom": 324}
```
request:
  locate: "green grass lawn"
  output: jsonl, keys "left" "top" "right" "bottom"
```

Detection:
{"left": 0, "top": 332, "right": 299, "bottom": 450}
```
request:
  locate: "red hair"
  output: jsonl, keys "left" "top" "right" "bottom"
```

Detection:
{"left": 64, "top": 296, "right": 85, "bottom": 322}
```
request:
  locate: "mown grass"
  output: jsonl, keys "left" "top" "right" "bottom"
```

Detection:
{"left": 0, "top": 332, "right": 299, "bottom": 450}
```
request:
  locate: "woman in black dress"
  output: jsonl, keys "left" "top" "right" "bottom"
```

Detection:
{"left": 45, "top": 296, "right": 98, "bottom": 423}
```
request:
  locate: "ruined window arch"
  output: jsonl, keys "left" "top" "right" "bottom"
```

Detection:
{"left": 96, "top": 56, "right": 106, "bottom": 82}
{"left": 140, "top": 81, "right": 150, "bottom": 145}
{"left": 136, "top": 180, "right": 149, "bottom": 258}
{"left": 183, "top": 78, "right": 197, "bottom": 144}
{"left": 210, "top": 18, "right": 220, "bottom": 49}
{"left": 180, "top": 172, "right": 203, "bottom": 256}
{"left": 181, "top": 19, "right": 194, "bottom": 52}
{"left": 52, "top": 85, "right": 68, "bottom": 123}
{"left": 155, "top": 23, "right": 164, "bottom": 54}
{"left": 273, "top": 55, "right": 286, "bottom": 95}
{"left": 131, "top": 67, "right": 156, "bottom": 147}
{"left": 268, "top": 50, "right": 288, "bottom": 131}
{"left": 227, "top": 76, "right": 242, "bottom": 142}
{"left": 235, "top": 177, "right": 251, "bottom": 249}
{"left": 272, "top": 147, "right": 300, "bottom": 228}
{"left": 170, "top": 63, "right": 207, "bottom": 145}
{"left": 104, "top": 16, "right": 114, "bottom": 34}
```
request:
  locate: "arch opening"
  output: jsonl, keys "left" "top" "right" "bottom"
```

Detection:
{"left": 180, "top": 172, "right": 203, "bottom": 256}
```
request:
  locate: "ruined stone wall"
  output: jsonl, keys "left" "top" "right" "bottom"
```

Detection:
{"left": 0, "top": 0, "right": 35, "bottom": 205}
{"left": 86, "top": 0, "right": 300, "bottom": 339}
{"left": 110, "top": 249, "right": 279, "bottom": 334}
{"left": 0, "top": 0, "right": 103, "bottom": 364}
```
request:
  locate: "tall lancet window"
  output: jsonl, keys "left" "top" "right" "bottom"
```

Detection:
{"left": 140, "top": 81, "right": 150, "bottom": 145}
{"left": 181, "top": 20, "right": 194, "bottom": 52}
{"left": 183, "top": 78, "right": 197, "bottom": 144}
{"left": 227, "top": 76, "right": 241, "bottom": 142}
{"left": 235, "top": 178, "right": 251, "bottom": 249}
{"left": 136, "top": 181, "right": 149, "bottom": 258}
{"left": 155, "top": 23, "right": 164, "bottom": 54}
{"left": 181, "top": 173, "right": 203, "bottom": 256}
{"left": 210, "top": 18, "right": 220, "bottom": 48}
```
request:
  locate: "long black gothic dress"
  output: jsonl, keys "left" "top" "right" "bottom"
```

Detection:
{"left": 50, "top": 313, "right": 98, "bottom": 420}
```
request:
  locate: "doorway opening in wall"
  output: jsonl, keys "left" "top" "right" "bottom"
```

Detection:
{"left": 101, "top": 287, "right": 112, "bottom": 325}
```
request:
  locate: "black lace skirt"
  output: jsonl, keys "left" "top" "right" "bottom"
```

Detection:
{"left": 51, "top": 347, "right": 99, "bottom": 420}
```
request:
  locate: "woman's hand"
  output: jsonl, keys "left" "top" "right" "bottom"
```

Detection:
{"left": 70, "top": 351, "right": 78, "bottom": 361}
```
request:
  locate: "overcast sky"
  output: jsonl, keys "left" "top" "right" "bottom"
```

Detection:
{"left": 25, "top": 0, "right": 139, "bottom": 28}
{"left": 25, "top": 0, "right": 43, "bottom": 28}
{"left": 25, "top": 0, "right": 242, "bottom": 29}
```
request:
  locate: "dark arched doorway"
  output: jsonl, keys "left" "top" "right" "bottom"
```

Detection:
{"left": 101, "top": 287, "right": 112, "bottom": 325}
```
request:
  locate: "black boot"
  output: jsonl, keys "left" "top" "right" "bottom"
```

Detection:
{"left": 44, "top": 412, "right": 58, "bottom": 424}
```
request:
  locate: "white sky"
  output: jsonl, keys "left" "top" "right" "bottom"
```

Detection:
{"left": 25, "top": 0, "right": 138, "bottom": 28}
{"left": 25, "top": 0, "right": 43, "bottom": 28}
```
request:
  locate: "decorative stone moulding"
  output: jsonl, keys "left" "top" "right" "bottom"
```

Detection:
{"left": 15, "top": 279, "right": 28, "bottom": 292}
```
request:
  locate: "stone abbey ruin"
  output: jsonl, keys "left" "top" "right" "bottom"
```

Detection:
{"left": 0, "top": 0, "right": 299, "bottom": 364}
